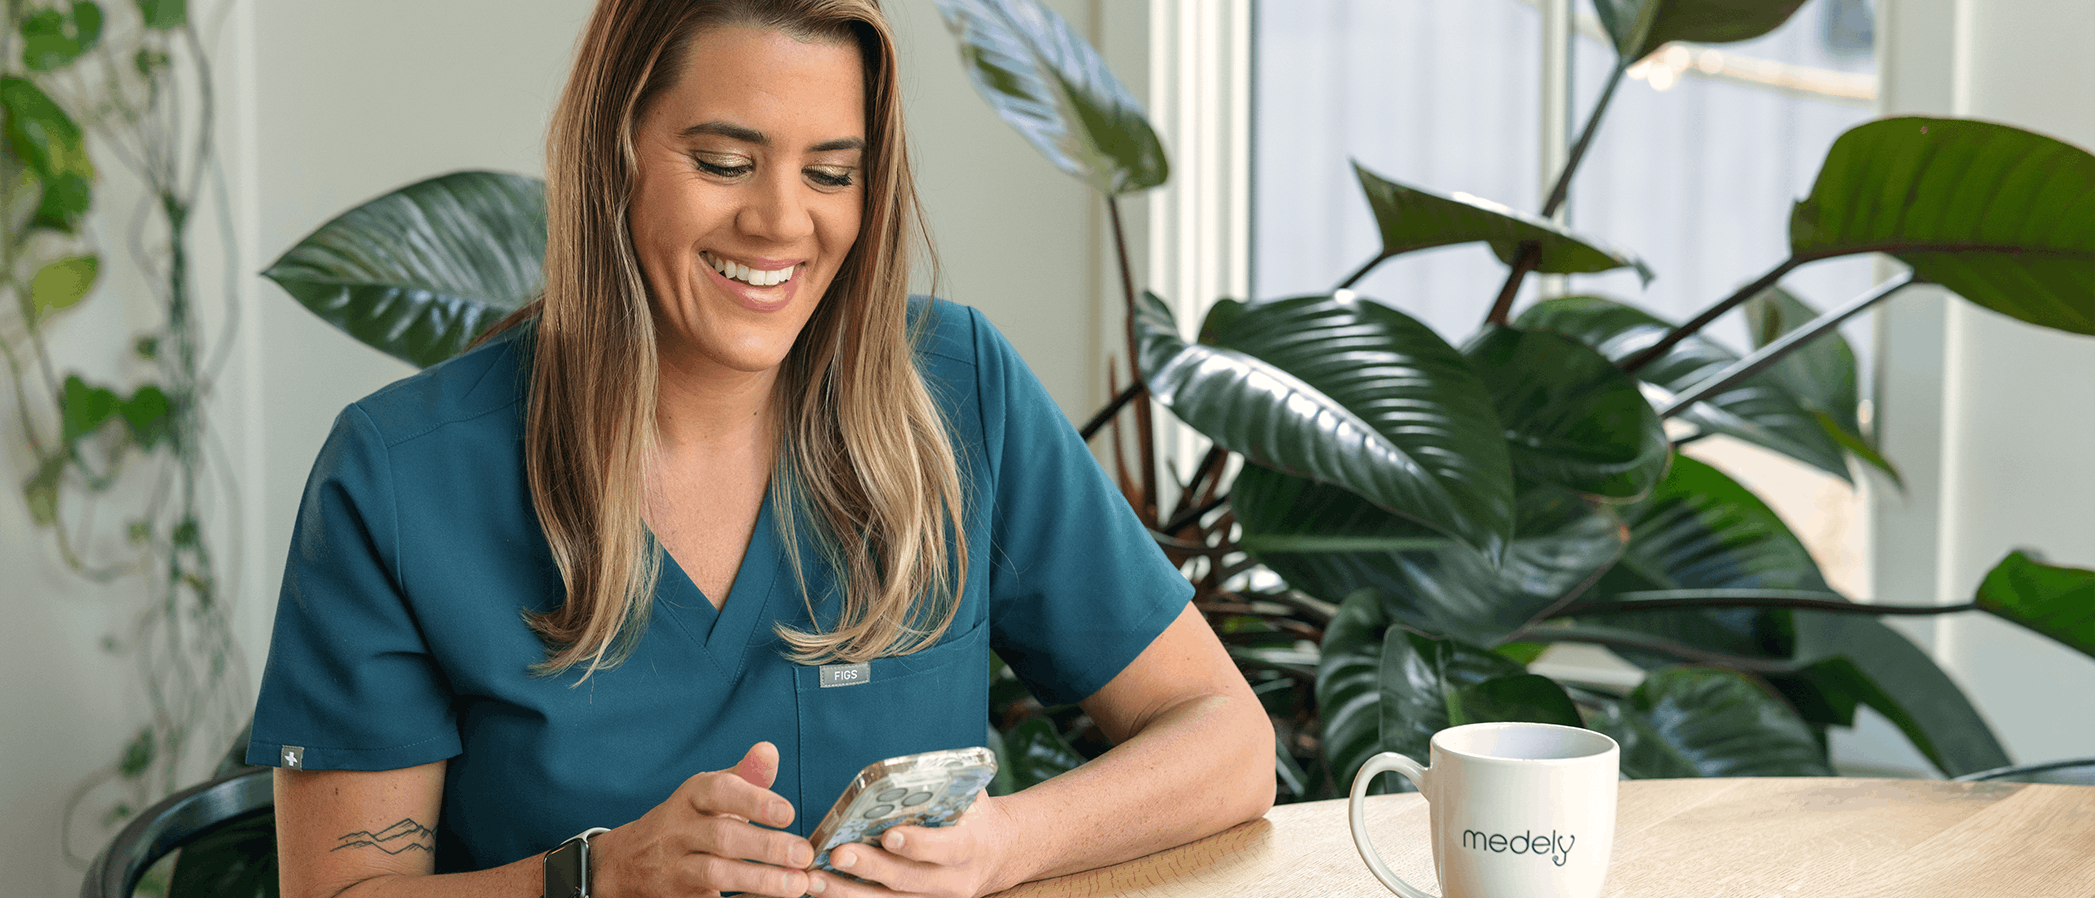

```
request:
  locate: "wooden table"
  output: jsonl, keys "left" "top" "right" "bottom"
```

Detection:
{"left": 994, "top": 778, "right": 2095, "bottom": 898}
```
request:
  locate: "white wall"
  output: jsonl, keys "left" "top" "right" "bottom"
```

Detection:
{"left": 2, "top": 0, "right": 1109, "bottom": 894}
{"left": 1857, "top": 0, "right": 2095, "bottom": 771}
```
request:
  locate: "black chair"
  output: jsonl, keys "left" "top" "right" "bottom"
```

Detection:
{"left": 1953, "top": 757, "right": 2095, "bottom": 786}
{"left": 79, "top": 765, "right": 276, "bottom": 898}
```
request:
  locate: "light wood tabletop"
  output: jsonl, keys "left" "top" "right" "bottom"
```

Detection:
{"left": 992, "top": 777, "right": 2095, "bottom": 898}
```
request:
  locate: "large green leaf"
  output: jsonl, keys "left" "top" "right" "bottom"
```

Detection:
{"left": 1235, "top": 468, "right": 1624, "bottom": 647}
{"left": 1378, "top": 631, "right": 1582, "bottom": 775}
{"left": 263, "top": 171, "right": 546, "bottom": 369}
{"left": 1570, "top": 456, "right": 1820, "bottom": 664}
{"left": 1464, "top": 325, "right": 1669, "bottom": 501}
{"left": 1354, "top": 163, "right": 1651, "bottom": 283}
{"left": 1585, "top": 667, "right": 1831, "bottom": 778}
{"left": 1319, "top": 596, "right": 1581, "bottom": 796}
{"left": 1742, "top": 287, "right": 1900, "bottom": 486}
{"left": 1519, "top": 296, "right": 1851, "bottom": 482}
{"left": 1136, "top": 292, "right": 1515, "bottom": 559}
{"left": 1592, "top": 0, "right": 1809, "bottom": 64}
{"left": 1317, "top": 590, "right": 1401, "bottom": 796}
{"left": 1792, "top": 117, "right": 2095, "bottom": 336}
{"left": 167, "top": 811, "right": 277, "bottom": 898}
{"left": 1976, "top": 551, "right": 2095, "bottom": 660}
{"left": 1785, "top": 613, "right": 2010, "bottom": 776}
{"left": 932, "top": 0, "right": 1166, "bottom": 195}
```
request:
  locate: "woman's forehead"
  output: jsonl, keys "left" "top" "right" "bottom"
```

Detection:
{"left": 649, "top": 25, "right": 866, "bottom": 135}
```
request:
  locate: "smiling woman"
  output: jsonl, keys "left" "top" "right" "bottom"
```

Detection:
{"left": 245, "top": 2, "right": 1273, "bottom": 898}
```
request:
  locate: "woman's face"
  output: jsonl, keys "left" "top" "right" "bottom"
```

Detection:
{"left": 628, "top": 25, "right": 866, "bottom": 382}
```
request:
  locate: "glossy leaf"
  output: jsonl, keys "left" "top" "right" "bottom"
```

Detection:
{"left": 1519, "top": 296, "right": 1851, "bottom": 482}
{"left": 134, "top": 0, "right": 184, "bottom": 29}
{"left": 1569, "top": 456, "right": 1820, "bottom": 665}
{"left": 28, "top": 254, "right": 97, "bottom": 323}
{"left": 1453, "top": 674, "right": 1585, "bottom": 728}
{"left": 1976, "top": 551, "right": 2095, "bottom": 660}
{"left": 0, "top": 76, "right": 95, "bottom": 231}
{"left": 1786, "top": 613, "right": 2009, "bottom": 776}
{"left": 1585, "top": 667, "right": 1831, "bottom": 778}
{"left": 1317, "top": 591, "right": 1405, "bottom": 796}
{"left": 1354, "top": 163, "right": 1651, "bottom": 283}
{"left": 263, "top": 171, "right": 546, "bottom": 369}
{"left": 21, "top": 1, "right": 103, "bottom": 72}
{"left": 1137, "top": 292, "right": 1514, "bottom": 559}
{"left": 998, "top": 718, "right": 1085, "bottom": 791}
{"left": 1464, "top": 325, "right": 1669, "bottom": 501}
{"left": 1376, "top": 630, "right": 1578, "bottom": 775}
{"left": 1593, "top": 0, "right": 1809, "bottom": 64}
{"left": 1236, "top": 468, "right": 1624, "bottom": 647}
{"left": 1742, "top": 287, "right": 1900, "bottom": 486}
{"left": 1792, "top": 117, "right": 2095, "bottom": 335}
{"left": 933, "top": 0, "right": 1167, "bottom": 195}
{"left": 168, "top": 811, "right": 277, "bottom": 898}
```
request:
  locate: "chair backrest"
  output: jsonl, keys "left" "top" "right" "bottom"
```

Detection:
{"left": 79, "top": 766, "right": 274, "bottom": 898}
{"left": 1954, "top": 757, "right": 2095, "bottom": 786}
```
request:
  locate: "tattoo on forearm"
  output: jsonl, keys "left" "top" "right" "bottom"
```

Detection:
{"left": 333, "top": 818, "right": 435, "bottom": 855}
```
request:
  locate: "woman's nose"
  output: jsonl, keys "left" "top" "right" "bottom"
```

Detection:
{"left": 738, "top": 173, "right": 816, "bottom": 243}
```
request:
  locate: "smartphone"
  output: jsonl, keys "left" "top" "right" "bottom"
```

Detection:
{"left": 809, "top": 746, "right": 998, "bottom": 874}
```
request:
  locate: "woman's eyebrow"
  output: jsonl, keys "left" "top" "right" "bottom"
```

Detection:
{"left": 677, "top": 121, "right": 864, "bottom": 153}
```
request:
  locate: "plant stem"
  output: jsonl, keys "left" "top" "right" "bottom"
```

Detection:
{"left": 1335, "top": 252, "right": 1384, "bottom": 292}
{"left": 1527, "top": 629, "right": 1797, "bottom": 673}
{"left": 1078, "top": 380, "right": 1143, "bottom": 442}
{"left": 1107, "top": 195, "right": 1158, "bottom": 521}
{"left": 1622, "top": 257, "right": 1800, "bottom": 373}
{"left": 1554, "top": 590, "right": 1978, "bottom": 618}
{"left": 1486, "top": 63, "right": 1630, "bottom": 325}
{"left": 1659, "top": 272, "right": 1916, "bottom": 418}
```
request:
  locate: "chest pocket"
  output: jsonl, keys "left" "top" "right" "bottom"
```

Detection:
{"left": 792, "top": 618, "right": 991, "bottom": 834}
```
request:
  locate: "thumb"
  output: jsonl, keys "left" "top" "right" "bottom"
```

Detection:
{"left": 732, "top": 741, "right": 781, "bottom": 788}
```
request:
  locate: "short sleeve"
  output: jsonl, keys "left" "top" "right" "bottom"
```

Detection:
{"left": 247, "top": 405, "right": 462, "bottom": 770}
{"left": 968, "top": 308, "right": 1193, "bottom": 706}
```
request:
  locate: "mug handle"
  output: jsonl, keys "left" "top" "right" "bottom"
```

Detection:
{"left": 1348, "top": 751, "right": 1436, "bottom": 898}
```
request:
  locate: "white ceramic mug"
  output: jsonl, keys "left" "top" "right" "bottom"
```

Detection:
{"left": 1348, "top": 722, "right": 1619, "bottom": 898}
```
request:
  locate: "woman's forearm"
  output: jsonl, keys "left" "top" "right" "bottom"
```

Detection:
{"left": 985, "top": 669, "right": 1275, "bottom": 890}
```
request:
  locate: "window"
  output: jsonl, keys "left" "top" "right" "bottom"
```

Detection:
{"left": 1249, "top": 0, "right": 1880, "bottom": 598}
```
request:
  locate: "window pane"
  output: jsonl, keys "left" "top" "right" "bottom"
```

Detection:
{"left": 1251, "top": 0, "right": 1541, "bottom": 339}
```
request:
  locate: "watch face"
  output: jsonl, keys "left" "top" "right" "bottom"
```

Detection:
{"left": 544, "top": 838, "right": 587, "bottom": 898}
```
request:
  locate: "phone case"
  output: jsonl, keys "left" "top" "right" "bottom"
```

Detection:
{"left": 809, "top": 746, "right": 998, "bottom": 874}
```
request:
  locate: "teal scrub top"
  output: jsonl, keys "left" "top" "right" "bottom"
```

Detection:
{"left": 247, "top": 299, "right": 1192, "bottom": 873}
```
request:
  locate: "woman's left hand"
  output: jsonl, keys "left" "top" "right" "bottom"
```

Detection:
{"left": 808, "top": 794, "right": 1018, "bottom": 898}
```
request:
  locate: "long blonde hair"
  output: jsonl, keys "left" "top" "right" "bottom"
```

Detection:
{"left": 515, "top": 0, "right": 965, "bottom": 677}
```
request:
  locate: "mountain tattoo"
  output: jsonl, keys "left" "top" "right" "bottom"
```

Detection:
{"left": 334, "top": 818, "right": 435, "bottom": 855}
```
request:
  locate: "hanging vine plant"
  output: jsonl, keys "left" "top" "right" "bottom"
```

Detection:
{"left": 0, "top": 0, "right": 245, "bottom": 867}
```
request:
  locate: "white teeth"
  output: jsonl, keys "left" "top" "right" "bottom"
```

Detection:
{"left": 706, "top": 253, "right": 795, "bottom": 287}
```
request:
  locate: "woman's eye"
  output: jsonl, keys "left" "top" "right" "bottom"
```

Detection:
{"left": 695, "top": 157, "right": 751, "bottom": 178}
{"left": 808, "top": 168, "right": 855, "bottom": 188}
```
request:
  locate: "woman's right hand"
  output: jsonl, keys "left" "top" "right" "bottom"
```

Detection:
{"left": 591, "top": 741, "right": 816, "bottom": 898}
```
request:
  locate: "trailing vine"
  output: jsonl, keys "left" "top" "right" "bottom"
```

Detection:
{"left": 0, "top": 0, "right": 243, "bottom": 863}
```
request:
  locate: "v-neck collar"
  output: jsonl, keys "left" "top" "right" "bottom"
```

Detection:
{"left": 654, "top": 489, "right": 783, "bottom": 679}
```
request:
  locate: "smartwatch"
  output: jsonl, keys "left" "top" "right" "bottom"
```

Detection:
{"left": 542, "top": 827, "right": 611, "bottom": 898}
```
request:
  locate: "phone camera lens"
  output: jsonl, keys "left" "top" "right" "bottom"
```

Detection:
{"left": 876, "top": 788, "right": 909, "bottom": 802}
{"left": 901, "top": 791, "right": 934, "bottom": 807}
{"left": 863, "top": 804, "right": 895, "bottom": 819}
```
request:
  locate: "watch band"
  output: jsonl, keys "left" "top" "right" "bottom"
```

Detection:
{"left": 543, "top": 827, "right": 612, "bottom": 898}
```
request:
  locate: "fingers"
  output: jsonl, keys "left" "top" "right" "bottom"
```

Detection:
{"left": 821, "top": 838, "right": 961, "bottom": 897}
{"left": 734, "top": 740, "right": 782, "bottom": 788}
{"left": 682, "top": 766, "right": 796, "bottom": 829}
{"left": 675, "top": 853, "right": 813, "bottom": 898}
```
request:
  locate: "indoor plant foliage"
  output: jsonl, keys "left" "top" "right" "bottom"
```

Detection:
{"left": 263, "top": 0, "right": 2095, "bottom": 805}
{"left": 0, "top": 0, "right": 247, "bottom": 867}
